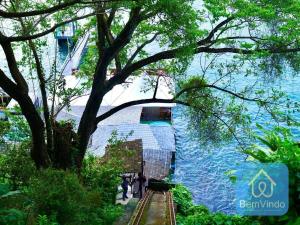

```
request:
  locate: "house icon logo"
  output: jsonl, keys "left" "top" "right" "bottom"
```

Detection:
{"left": 248, "top": 169, "right": 276, "bottom": 198}
{"left": 236, "top": 163, "right": 288, "bottom": 216}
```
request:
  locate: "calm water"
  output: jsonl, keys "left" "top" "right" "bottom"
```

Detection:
{"left": 172, "top": 56, "right": 300, "bottom": 214}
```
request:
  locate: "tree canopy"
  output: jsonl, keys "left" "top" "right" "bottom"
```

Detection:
{"left": 0, "top": 0, "right": 300, "bottom": 168}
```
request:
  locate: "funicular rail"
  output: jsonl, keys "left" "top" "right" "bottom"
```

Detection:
{"left": 129, "top": 190, "right": 176, "bottom": 225}
{"left": 166, "top": 191, "right": 176, "bottom": 225}
{"left": 129, "top": 190, "right": 154, "bottom": 225}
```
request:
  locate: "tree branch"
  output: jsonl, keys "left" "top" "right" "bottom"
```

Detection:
{"left": 106, "top": 8, "right": 116, "bottom": 27}
{"left": 153, "top": 75, "right": 160, "bottom": 99}
{"left": 0, "top": 0, "right": 114, "bottom": 18}
{"left": 93, "top": 6, "right": 143, "bottom": 88}
{"left": 28, "top": 39, "right": 53, "bottom": 153}
{"left": 6, "top": 13, "right": 95, "bottom": 42}
{"left": 0, "top": 0, "right": 82, "bottom": 18}
{"left": 0, "top": 36, "right": 29, "bottom": 92}
{"left": 95, "top": 98, "right": 176, "bottom": 124}
{"left": 125, "top": 32, "right": 159, "bottom": 68}
{"left": 0, "top": 69, "right": 19, "bottom": 99}
{"left": 198, "top": 17, "right": 234, "bottom": 46}
{"left": 106, "top": 7, "right": 142, "bottom": 61}
{"left": 175, "top": 84, "right": 269, "bottom": 103}
{"left": 98, "top": 12, "right": 122, "bottom": 72}
{"left": 95, "top": 82, "right": 265, "bottom": 125}
{"left": 107, "top": 43, "right": 300, "bottom": 90}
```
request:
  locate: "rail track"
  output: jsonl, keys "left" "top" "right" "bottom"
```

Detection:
{"left": 166, "top": 191, "right": 176, "bottom": 225}
{"left": 129, "top": 190, "right": 176, "bottom": 225}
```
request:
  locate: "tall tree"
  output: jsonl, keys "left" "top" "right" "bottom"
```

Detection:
{"left": 0, "top": 0, "right": 299, "bottom": 169}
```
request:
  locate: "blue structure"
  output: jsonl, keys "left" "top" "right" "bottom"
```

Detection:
{"left": 0, "top": 91, "right": 10, "bottom": 120}
{"left": 60, "top": 32, "right": 90, "bottom": 76}
{"left": 55, "top": 22, "right": 77, "bottom": 45}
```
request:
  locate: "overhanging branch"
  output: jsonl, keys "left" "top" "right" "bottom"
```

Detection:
{"left": 0, "top": 0, "right": 82, "bottom": 18}
{"left": 0, "top": 0, "right": 114, "bottom": 18}
{"left": 6, "top": 13, "right": 96, "bottom": 42}
{"left": 96, "top": 82, "right": 272, "bottom": 125}
{"left": 95, "top": 98, "right": 177, "bottom": 124}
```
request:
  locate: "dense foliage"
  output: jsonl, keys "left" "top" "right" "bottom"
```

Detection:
{"left": 171, "top": 185, "right": 258, "bottom": 225}
{"left": 244, "top": 126, "right": 300, "bottom": 225}
{"left": 0, "top": 136, "right": 127, "bottom": 225}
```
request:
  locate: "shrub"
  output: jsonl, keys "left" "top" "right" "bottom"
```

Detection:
{"left": 0, "top": 120, "right": 9, "bottom": 145}
{"left": 171, "top": 184, "right": 194, "bottom": 215}
{"left": 244, "top": 126, "right": 300, "bottom": 224}
{"left": 171, "top": 185, "right": 258, "bottom": 225}
{"left": 81, "top": 133, "right": 127, "bottom": 204}
{"left": 3, "top": 109, "right": 31, "bottom": 142}
{"left": 36, "top": 215, "right": 59, "bottom": 225}
{"left": 0, "top": 142, "right": 36, "bottom": 189}
{"left": 27, "top": 168, "right": 123, "bottom": 225}
{"left": 82, "top": 155, "right": 122, "bottom": 204}
{"left": 0, "top": 208, "right": 26, "bottom": 225}
{"left": 27, "top": 169, "right": 87, "bottom": 224}
{"left": 0, "top": 183, "right": 10, "bottom": 196}
{"left": 0, "top": 132, "right": 126, "bottom": 225}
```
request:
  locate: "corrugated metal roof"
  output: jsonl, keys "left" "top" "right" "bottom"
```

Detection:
{"left": 143, "top": 149, "right": 172, "bottom": 179}
{"left": 150, "top": 126, "right": 176, "bottom": 152}
{"left": 57, "top": 106, "right": 142, "bottom": 126}
{"left": 89, "top": 124, "right": 161, "bottom": 156}
{"left": 98, "top": 106, "right": 143, "bottom": 125}
{"left": 57, "top": 104, "right": 176, "bottom": 180}
{"left": 88, "top": 123, "right": 175, "bottom": 180}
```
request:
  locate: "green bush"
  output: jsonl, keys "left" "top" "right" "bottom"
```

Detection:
{"left": 36, "top": 215, "right": 59, "bottom": 225}
{"left": 81, "top": 155, "right": 124, "bottom": 224}
{"left": 0, "top": 208, "right": 26, "bottom": 225}
{"left": 81, "top": 132, "right": 128, "bottom": 205}
{"left": 171, "top": 185, "right": 258, "bottom": 225}
{"left": 3, "top": 109, "right": 31, "bottom": 142}
{"left": 0, "top": 120, "right": 10, "bottom": 145}
{"left": 0, "top": 183, "right": 10, "bottom": 196}
{"left": 27, "top": 169, "right": 86, "bottom": 224}
{"left": 244, "top": 126, "right": 300, "bottom": 224}
{"left": 27, "top": 168, "right": 123, "bottom": 225}
{"left": 171, "top": 184, "right": 194, "bottom": 216}
{"left": 0, "top": 142, "right": 36, "bottom": 189}
{"left": 0, "top": 133, "right": 126, "bottom": 225}
{"left": 82, "top": 155, "right": 122, "bottom": 204}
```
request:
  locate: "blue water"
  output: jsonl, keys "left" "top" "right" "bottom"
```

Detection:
{"left": 172, "top": 55, "right": 300, "bottom": 214}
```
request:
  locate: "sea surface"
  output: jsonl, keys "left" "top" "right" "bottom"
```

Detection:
{"left": 172, "top": 56, "right": 300, "bottom": 214}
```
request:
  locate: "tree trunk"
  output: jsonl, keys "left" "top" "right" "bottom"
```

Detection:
{"left": 28, "top": 40, "right": 54, "bottom": 156}
{"left": 17, "top": 94, "right": 50, "bottom": 168}
{"left": 52, "top": 121, "right": 77, "bottom": 169}
{"left": 76, "top": 52, "right": 110, "bottom": 170}
{"left": 76, "top": 92, "right": 104, "bottom": 169}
